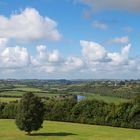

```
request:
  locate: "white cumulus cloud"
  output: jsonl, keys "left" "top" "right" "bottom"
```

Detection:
{"left": 0, "top": 46, "right": 30, "bottom": 68}
{"left": 0, "top": 38, "right": 8, "bottom": 47}
{"left": 80, "top": 40, "right": 134, "bottom": 76}
{"left": 31, "top": 45, "right": 63, "bottom": 73}
{"left": 107, "top": 44, "right": 131, "bottom": 65}
{"left": 80, "top": 40, "right": 107, "bottom": 62}
{"left": 0, "top": 8, "right": 62, "bottom": 41}
{"left": 48, "top": 50, "right": 62, "bottom": 63}
{"left": 0, "top": 38, "right": 139, "bottom": 79}
{"left": 63, "top": 56, "right": 84, "bottom": 72}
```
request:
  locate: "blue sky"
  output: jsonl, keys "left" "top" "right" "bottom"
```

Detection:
{"left": 0, "top": 0, "right": 140, "bottom": 79}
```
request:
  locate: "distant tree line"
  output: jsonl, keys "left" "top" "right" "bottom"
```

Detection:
{"left": 0, "top": 95, "right": 140, "bottom": 129}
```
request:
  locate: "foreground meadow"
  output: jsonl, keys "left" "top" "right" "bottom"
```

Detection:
{"left": 0, "top": 119, "right": 140, "bottom": 140}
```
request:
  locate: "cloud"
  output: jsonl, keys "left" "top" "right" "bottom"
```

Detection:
{"left": 0, "top": 8, "right": 62, "bottom": 41}
{"left": 80, "top": 40, "right": 107, "bottom": 62}
{"left": 107, "top": 44, "right": 131, "bottom": 65}
{"left": 0, "top": 38, "right": 8, "bottom": 47}
{"left": 78, "top": 0, "right": 140, "bottom": 12}
{"left": 0, "top": 38, "right": 85, "bottom": 75}
{"left": 48, "top": 50, "right": 62, "bottom": 63}
{"left": 80, "top": 40, "right": 135, "bottom": 76}
{"left": 0, "top": 39, "right": 139, "bottom": 79}
{"left": 36, "top": 45, "right": 48, "bottom": 62}
{"left": 63, "top": 56, "right": 84, "bottom": 72}
{"left": 0, "top": 46, "right": 30, "bottom": 68}
{"left": 39, "top": 65, "right": 55, "bottom": 73}
{"left": 107, "top": 36, "right": 129, "bottom": 44}
{"left": 81, "top": 40, "right": 131, "bottom": 66}
{"left": 31, "top": 45, "right": 85, "bottom": 73}
{"left": 92, "top": 20, "right": 108, "bottom": 30}
{"left": 31, "top": 45, "right": 61, "bottom": 73}
{"left": 32, "top": 45, "right": 62, "bottom": 64}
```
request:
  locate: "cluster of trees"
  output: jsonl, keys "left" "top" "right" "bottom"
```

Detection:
{"left": 0, "top": 94, "right": 140, "bottom": 131}
{"left": 71, "top": 98, "right": 140, "bottom": 129}
{"left": 44, "top": 97, "right": 140, "bottom": 129}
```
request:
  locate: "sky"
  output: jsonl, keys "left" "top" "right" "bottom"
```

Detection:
{"left": 0, "top": 0, "right": 140, "bottom": 79}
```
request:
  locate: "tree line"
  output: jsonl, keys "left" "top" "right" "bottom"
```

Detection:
{"left": 0, "top": 94, "right": 140, "bottom": 129}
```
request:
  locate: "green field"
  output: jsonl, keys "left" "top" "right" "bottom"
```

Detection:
{"left": 0, "top": 119, "right": 140, "bottom": 140}
{"left": 0, "top": 90, "right": 128, "bottom": 103}
{"left": 86, "top": 93, "right": 128, "bottom": 104}
{"left": 14, "top": 87, "right": 44, "bottom": 92}
{"left": 0, "top": 93, "right": 60, "bottom": 102}
{"left": 70, "top": 91, "right": 128, "bottom": 104}
{"left": 0, "top": 90, "right": 58, "bottom": 97}
{"left": 0, "top": 91, "right": 26, "bottom": 97}
{"left": 0, "top": 97, "right": 20, "bottom": 102}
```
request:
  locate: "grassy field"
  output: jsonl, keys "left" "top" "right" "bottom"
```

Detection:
{"left": 0, "top": 90, "right": 58, "bottom": 97}
{"left": 0, "top": 93, "right": 61, "bottom": 102}
{"left": 70, "top": 91, "right": 128, "bottom": 104}
{"left": 0, "top": 91, "right": 26, "bottom": 96}
{"left": 14, "top": 87, "right": 44, "bottom": 92}
{"left": 0, "top": 91, "right": 128, "bottom": 103}
{"left": 86, "top": 93, "right": 128, "bottom": 104}
{"left": 0, "top": 119, "right": 140, "bottom": 140}
{"left": 0, "top": 97, "right": 20, "bottom": 102}
{"left": 0, "top": 86, "right": 129, "bottom": 104}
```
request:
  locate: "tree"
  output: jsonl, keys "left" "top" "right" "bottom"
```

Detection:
{"left": 2, "top": 102, "right": 17, "bottom": 119}
{"left": 15, "top": 93, "right": 45, "bottom": 135}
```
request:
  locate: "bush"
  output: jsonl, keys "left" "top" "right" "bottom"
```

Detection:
{"left": 71, "top": 99, "right": 110, "bottom": 125}
{"left": 2, "top": 102, "right": 18, "bottom": 119}
{"left": 44, "top": 98, "right": 77, "bottom": 121}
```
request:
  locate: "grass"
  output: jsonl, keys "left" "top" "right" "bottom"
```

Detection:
{"left": 0, "top": 90, "right": 59, "bottom": 98}
{"left": 0, "top": 91, "right": 26, "bottom": 96}
{"left": 0, "top": 97, "right": 20, "bottom": 102}
{"left": 34, "top": 93, "right": 59, "bottom": 98}
{"left": 13, "top": 87, "right": 43, "bottom": 92}
{"left": 69, "top": 91, "right": 128, "bottom": 104}
{"left": 0, "top": 92, "right": 60, "bottom": 102}
{"left": 86, "top": 93, "right": 128, "bottom": 104}
{"left": 0, "top": 119, "right": 140, "bottom": 140}
{"left": 0, "top": 86, "right": 129, "bottom": 104}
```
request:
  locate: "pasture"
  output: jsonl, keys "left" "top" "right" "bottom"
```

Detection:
{"left": 0, "top": 119, "right": 140, "bottom": 140}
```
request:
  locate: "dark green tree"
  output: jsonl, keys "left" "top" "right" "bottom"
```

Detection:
{"left": 15, "top": 93, "right": 45, "bottom": 135}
